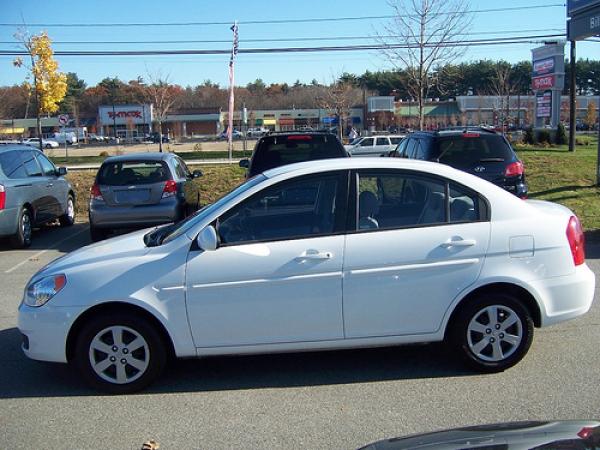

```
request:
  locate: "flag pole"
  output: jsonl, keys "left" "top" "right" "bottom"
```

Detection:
{"left": 227, "top": 21, "right": 239, "bottom": 161}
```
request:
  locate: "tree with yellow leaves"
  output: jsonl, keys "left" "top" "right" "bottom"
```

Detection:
{"left": 13, "top": 29, "right": 67, "bottom": 151}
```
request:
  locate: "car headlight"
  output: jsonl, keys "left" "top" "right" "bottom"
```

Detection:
{"left": 25, "top": 274, "right": 67, "bottom": 307}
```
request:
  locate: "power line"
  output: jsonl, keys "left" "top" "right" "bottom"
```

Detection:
{"left": 0, "top": 5, "right": 565, "bottom": 28}
{"left": 0, "top": 34, "right": 566, "bottom": 57}
{"left": 0, "top": 29, "right": 566, "bottom": 45}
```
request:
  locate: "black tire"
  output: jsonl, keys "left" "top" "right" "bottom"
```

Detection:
{"left": 90, "top": 225, "right": 108, "bottom": 242}
{"left": 10, "top": 207, "right": 33, "bottom": 248}
{"left": 74, "top": 313, "right": 167, "bottom": 394}
{"left": 59, "top": 195, "right": 76, "bottom": 227}
{"left": 449, "top": 293, "right": 534, "bottom": 372}
{"left": 45, "top": 143, "right": 52, "bottom": 149}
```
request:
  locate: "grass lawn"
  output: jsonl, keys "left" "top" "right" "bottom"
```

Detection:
{"left": 514, "top": 135, "right": 599, "bottom": 235}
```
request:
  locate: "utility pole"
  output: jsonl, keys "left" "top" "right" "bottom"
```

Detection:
{"left": 569, "top": 41, "right": 577, "bottom": 152}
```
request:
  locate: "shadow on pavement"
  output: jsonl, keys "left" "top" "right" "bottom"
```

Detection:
{"left": 0, "top": 326, "right": 473, "bottom": 399}
{"left": 0, "top": 222, "right": 90, "bottom": 253}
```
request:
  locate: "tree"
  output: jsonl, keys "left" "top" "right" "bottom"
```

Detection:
{"left": 316, "top": 80, "right": 362, "bottom": 139}
{"left": 13, "top": 30, "right": 67, "bottom": 150}
{"left": 378, "top": 0, "right": 472, "bottom": 130}
{"left": 145, "top": 75, "right": 181, "bottom": 152}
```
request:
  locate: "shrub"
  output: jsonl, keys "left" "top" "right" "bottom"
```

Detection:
{"left": 524, "top": 127, "right": 535, "bottom": 145}
{"left": 193, "top": 143, "right": 203, "bottom": 151}
{"left": 537, "top": 129, "right": 551, "bottom": 145}
{"left": 555, "top": 123, "right": 567, "bottom": 145}
{"left": 99, "top": 151, "right": 109, "bottom": 157}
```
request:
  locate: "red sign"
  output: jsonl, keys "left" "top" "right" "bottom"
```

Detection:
{"left": 532, "top": 75, "right": 555, "bottom": 90}
{"left": 108, "top": 111, "right": 142, "bottom": 119}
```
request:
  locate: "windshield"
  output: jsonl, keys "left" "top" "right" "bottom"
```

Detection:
{"left": 434, "top": 134, "right": 514, "bottom": 167}
{"left": 160, "top": 174, "right": 266, "bottom": 244}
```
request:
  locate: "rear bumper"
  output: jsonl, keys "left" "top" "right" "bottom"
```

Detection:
{"left": 0, "top": 207, "right": 19, "bottom": 237}
{"left": 533, "top": 263, "right": 596, "bottom": 327}
{"left": 89, "top": 198, "right": 182, "bottom": 228}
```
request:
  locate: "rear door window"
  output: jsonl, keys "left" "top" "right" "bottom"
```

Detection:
{"left": 359, "top": 138, "right": 374, "bottom": 147}
{"left": 0, "top": 151, "right": 28, "bottom": 179}
{"left": 20, "top": 151, "right": 43, "bottom": 177}
{"left": 97, "top": 161, "right": 170, "bottom": 185}
{"left": 376, "top": 137, "right": 389, "bottom": 146}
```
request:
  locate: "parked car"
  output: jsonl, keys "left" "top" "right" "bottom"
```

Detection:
{"left": 390, "top": 128, "right": 528, "bottom": 198}
{"left": 0, "top": 145, "right": 75, "bottom": 247}
{"left": 345, "top": 135, "right": 405, "bottom": 157}
{"left": 360, "top": 420, "right": 600, "bottom": 450}
{"left": 18, "top": 157, "right": 595, "bottom": 393}
{"left": 218, "top": 129, "right": 244, "bottom": 140}
{"left": 88, "top": 153, "right": 202, "bottom": 242}
{"left": 22, "top": 137, "right": 59, "bottom": 149}
{"left": 87, "top": 133, "right": 107, "bottom": 143}
{"left": 150, "top": 132, "right": 170, "bottom": 144}
{"left": 53, "top": 132, "right": 78, "bottom": 145}
{"left": 239, "top": 131, "right": 348, "bottom": 178}
{"left": 246, "top": 127, "right": 269, "bottom": 138}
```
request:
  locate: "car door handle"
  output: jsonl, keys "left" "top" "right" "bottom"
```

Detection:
{"left": 46, "top": 183, "right": 53, "bottom": 188}
{"left": 441, "top": 238, "right": 476, "bottom": 248}
{"left": 296, "top": 250, "right": 333, "bottom": 261}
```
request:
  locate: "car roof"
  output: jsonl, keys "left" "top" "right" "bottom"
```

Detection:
{"left": 0, "top": 144, "right": 42, "bottom": 153}
{"left": 101, "top": 152, "right": 172, "bottom": 163}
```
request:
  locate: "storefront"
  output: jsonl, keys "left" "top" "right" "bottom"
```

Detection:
{"left": 98, "top": 104, "right": 153, "bottom": 140}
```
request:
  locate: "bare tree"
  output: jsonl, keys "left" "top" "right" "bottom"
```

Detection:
{"left": 378, "top": 0, "right": 472, "bottom": 130}
{"left": 145, "top": 73, "right": 180, "bottom": 152}
{"left": 490, "top": 62, "right": 514, "bottom": 131}
{"left": 316, "top": 81, "right": 362, "bottom": 139}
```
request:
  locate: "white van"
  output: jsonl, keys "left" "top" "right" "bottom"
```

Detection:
{"left": 53, "top": 132, "right": 78, "bottom": 145}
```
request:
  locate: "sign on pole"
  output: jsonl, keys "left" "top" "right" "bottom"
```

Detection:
{"left": 531, "top": 43, "right": 565, "bottom": 129}
{"left": 58, "top": 114, "right": 69, "bottom": 126}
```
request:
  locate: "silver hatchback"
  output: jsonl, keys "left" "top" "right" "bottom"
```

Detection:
{"left": 88, "top": 153, "right": 202, "bottom": 241}
{"left": 0, "top": 145, "right": 75, "bottom": 247}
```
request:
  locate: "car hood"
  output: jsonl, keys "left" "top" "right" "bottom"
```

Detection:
{"left": 34, "top": 228, "right": 151, "bottom": 279}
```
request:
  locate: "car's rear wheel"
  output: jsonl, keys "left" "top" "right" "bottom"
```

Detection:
{"left": 449, "top": 293, "right": 533, "bottom": 372}
{"left": 10, "top": 207, "right": 32, "bottom": 248}
{"left": 59, "top": 195, "right": 76, "bottom": 227}
{"left": 74, "top": 314, "right": 167, "bottom": 394}
{"left": 90, "top": 225, "right": 108, "bottom": 242}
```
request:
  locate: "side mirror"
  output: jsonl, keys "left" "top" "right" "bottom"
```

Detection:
{"left": 196, "top": 225, "right": 218, "bottom": 251}
{"left": 192, "top": 170, "right": 203, "bottom": 179}
{"left": 239, "top": 158, "right": 250, "bottom": 169}
{"left": 57, "top": 167, "right": 68, "bottom": 176}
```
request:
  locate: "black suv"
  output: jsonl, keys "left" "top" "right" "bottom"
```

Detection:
{"left": 239, "top": 131, "right": 348, "bottom": 178}
{"left": 390, "top": 128, "right": 528, "bottom": 198}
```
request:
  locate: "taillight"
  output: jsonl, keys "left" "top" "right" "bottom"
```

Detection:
{"left": 577, "top": 427, "right": 596, "bottom": 439}
{"left": 0, "top": 184, "right": 5, "bottom": 210}
{"left": 504, "top": 161, "right": 524, "bottom": 177}
{"left": 162, "top": 180, "right": 177, "bottom": 198}
{"left": 90, "top": 183, "right": 103, "bottom": 201}
{"left": 566, "top": 216, "right": 585, "bottom": 266}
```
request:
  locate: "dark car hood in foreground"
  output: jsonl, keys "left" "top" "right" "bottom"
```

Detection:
{"left": 359, "top": 421, "right": 600, "bottom": 450}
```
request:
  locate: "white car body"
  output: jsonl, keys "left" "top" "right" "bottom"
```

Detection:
{"left": 22, "top": 138, "right": 59, "bottom": 149}
{"left": 345, "top": 135, "right": 406, "bottom": 157}
{"left": 53, "top": 132, "right": 77, "bottom": 145}
{"left": 18, "top": 158, "right": 595, "bottom": 392}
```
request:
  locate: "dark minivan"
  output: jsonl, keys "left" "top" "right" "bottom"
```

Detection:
{"left": 239, "top": 131, "right": 348, "bottom": 178}
{"left": 391, "top": 128, "right": 528, "bottom": 198}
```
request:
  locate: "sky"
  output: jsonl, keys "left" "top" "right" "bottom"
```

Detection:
{"left": 0, "top": 0, "right": 598, "bottom": 89}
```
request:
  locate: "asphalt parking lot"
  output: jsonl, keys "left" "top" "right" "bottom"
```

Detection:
{"left": 0, "top": 225, "right": 599, "bottom": 449}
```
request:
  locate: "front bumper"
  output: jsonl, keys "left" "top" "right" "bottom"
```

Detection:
{"left": 18, "top": 302, "right": 84, "bottom": 363}
{"left": 532, "top": 263, "right": 596, "bottom": 327}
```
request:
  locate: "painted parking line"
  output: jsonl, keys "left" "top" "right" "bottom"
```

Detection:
{"left": 4, "top": 226, "right": 89, "bottom": 274}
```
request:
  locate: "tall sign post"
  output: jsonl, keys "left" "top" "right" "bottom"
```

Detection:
{"left": 567, "top": 0, "right": 600, "bottom": 184}
{"left": 58, "top": 114, "right": 69, "bottom": 158}
{"left": 531, "top": 43, "right": 565, "bottom": 129}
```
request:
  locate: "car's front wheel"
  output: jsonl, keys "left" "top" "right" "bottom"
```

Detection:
{"left": 449, "top": 293, "right": 533, "bottom": 372}
{"left": 74, "top": 314, "right": 167, "bottom": 394}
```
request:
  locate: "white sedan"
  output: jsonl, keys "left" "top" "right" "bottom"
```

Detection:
{"left": 18, "top": 158, "right": 595, "bottom": 393}
{"left": 22, "top": 137, "right": 59, "bottom": 149}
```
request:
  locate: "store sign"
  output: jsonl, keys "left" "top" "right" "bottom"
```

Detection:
{"left": 567, "top": 0, "right": 600, "bottom": 16}
{"left": 568, "top": 5, "right": 600, "bottom": 39}
{"left": 532, "top": 75, "right": 556, "bottom": 90}
{"left": 98, "top": 104, "right": 153, "bottom": 125}
{"left": 108, "top": 111, "right": 142, "bottom": 119}
{"left": 536, "top": 91, "right": 552, "bottom": 118}
{"left": 533, "top": 58, "right": 555, "bottom": 77}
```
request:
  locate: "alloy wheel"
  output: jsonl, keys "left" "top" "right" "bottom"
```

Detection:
{"left": 466, "top": 305, "right": 523, "bottom": 362}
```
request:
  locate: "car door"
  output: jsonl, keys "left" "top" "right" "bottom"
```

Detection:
{"left": 342, "top": 169, "right": 490, "bottom": 338}
{"left": 374, "top": 137, "right": 392, "bottom": 156}
{"left": 18, "top": 150, "right": 52, "bottom": 223}
{"left": 351, "top": 137, "right": 375, "bottom": 156}
{"left": 35, "top": 152, "right": 66, "bottom": 218}
{"left": 185, "top": 171, "right": 348, "bottom": 348}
